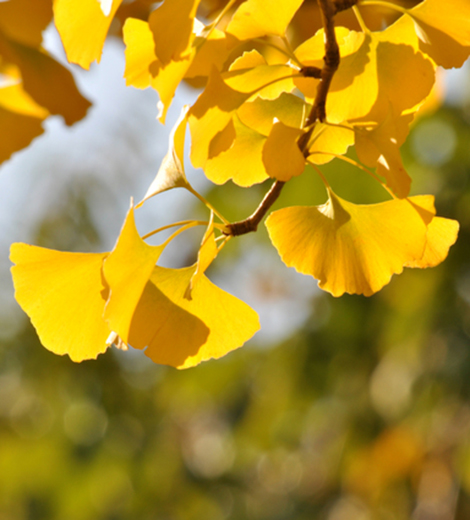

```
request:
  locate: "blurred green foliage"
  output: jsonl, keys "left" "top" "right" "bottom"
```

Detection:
{"left": 2, "top": 96, "right": 470, "bottom": 520}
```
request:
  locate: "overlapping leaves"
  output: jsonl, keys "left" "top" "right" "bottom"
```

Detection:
{"left": 8, "top": 0, "right": 465, "bottom": 367}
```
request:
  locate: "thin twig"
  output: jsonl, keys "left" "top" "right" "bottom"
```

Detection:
{"left": 305, "top": 0, "right": 340, "bottom": 126}
{"left": 224, "top": 0, "right": 343, "bottom": 237}
{"left": 223, "top": 181, "right": 285, "bottom": 236}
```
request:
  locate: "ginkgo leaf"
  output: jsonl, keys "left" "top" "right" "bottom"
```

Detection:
{"left": 54, "top": 0, "right": 123, "bottom": 69}
{"left": 237, "top": 92, "right": 307, "bottom": 136}
{"left": 223, "top": 64, "right": 296, "bottom": 100}
{"left": 226, "top": 0, "right": 303, "bottom": 40}
{"left": 265, "top": 189, "right": 450, "bottom": 297}
{"left": 230, "top": 49, "right": 267, "bottom": 71}
{"left": 370, "top": 30, "right": 435, "bottom": 122}
{"left": 123, "top": 17, "right": 156, "bottom": 90}
{"left": 295, "top": 29, "right": 376, "bottom": 122}
{"left": 295, "top": 25, "right": 434, "bottom": 125}
{"left": 185, "top": 29, "right": 234, "bottom": 79}
{"left": 355, "top": 112, "right": 414, "bottom": 198}
{"left": 128, "top": 265, "right": 260, "bottom": 369}
{"left": 307, "top": 123, "right": 354, "bottom": 165}
{"left": 408, "top": 0, "right": 470, "bottom": 68}
{"left": 10, "top": 244, "right": 110, "bottom": 361}
{"left": 0, "top": 0, "right": 52, "bottom": 47}
{"left": 406, "top": 216, "right": 459, "bottom": 268}
{"left": 204, "top": 114, "right": 268, "bottom": 186}
{"left": 122, "top": 17, "right": 193, "bottom": 123}
{"left": 148, "top": 0, "right": 201, "bottom": 66}
{"left": 139, "top": 106, "right": 190, "bottom": 204}
{"left": 186, "top": 212, "right": 219, "bottom": 298}
{"left": 0, "top": 80, "right": 48, "bottom": 164}
{"left": 0, "top": 33, "right": 91, "bottom": 125}
{"left": 152, "top": 53, "right": 195, "bottom": 123}
{"left": 189, "top": 67, "right": 250, "bottom": 169}
{"left": 262, "top": 121, "right": 305, "bottom": 181}
{"left": 103, "top": 204, "right": 164, "bottom": 342}
{"left": 0, "top": 105, "right": 44, "bottom": 165}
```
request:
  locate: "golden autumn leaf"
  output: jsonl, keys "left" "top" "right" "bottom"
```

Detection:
{"left": 0, "top": 78, "right": 48, "bottom": 163}
{"left": 266, "top": 189, "right": 458, "bottom": 297}
{"left": 204, "top": 114, "right": 268, "bottom": 186}
{"left": 226, "top": 0, "right": 303, "bottom": 40}
{"left": 123, "top": 17, "right": 157, "bottom": 90}
{"left": 237, "top": 92, "right": 307, "bottom": 136}
{"left": 186, "top": 212, "right": 220, "bottom": 298}
{"left": 10, "top": 244, "right": 110, "bottom": 361}
{"left": 408, "top": 0, "right": 470, "bottom": 68}
{"left": 354, "top": 112, "right": 414, "bottom": 198}
{"left": 0, "top": 32, "right": 91, "bottom": 125}
{"left": 103, "top": 205, "right": 164, "bottom": 343}
{"left": 295, "top": 24, "right": 434, "bottom": 125}
{"left": 53, "top": 0, "right": 123, "bottom": 69}
{"left": 148, "top": 0, "right": 201, "bottom": 66}
{"left": 0, "top": 0, "right": 52, "bottom": 47}
{"left": 189, "top": 66, "right": 250, "bottom": 169}
{"left": 262, "top": 121, "right": 305, "bottom": 181}
{"left": 129, "top": 265, "right": 260, "bottom": 369}
{"left": 307, "top": 123, "right": 354, "bottom": 165}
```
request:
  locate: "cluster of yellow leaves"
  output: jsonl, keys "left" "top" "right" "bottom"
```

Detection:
{"left": 10, "top": 0, "right": 466, "bottom": 366}
{"left": 0, "top": 0, "right": 90, "bottom": 165}
{"left": 11, "top": 205, "right": 259, "bottom": 367}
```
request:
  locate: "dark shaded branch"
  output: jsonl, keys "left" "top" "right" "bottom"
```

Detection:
{"left": 223, "top": 181, "right": 285, "bottom": 236}
{"left": 332, "top": 0, "right": 358, "bottom": 13}
{"left": 305, "top": 0, "right": 340, "bottom": 126}
{"left": 224, "top": 0, "right": 345, "bottom": 237}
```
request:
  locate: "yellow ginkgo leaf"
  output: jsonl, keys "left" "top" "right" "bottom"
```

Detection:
{"left": 0, "top": 0, "right": 52, "bottom": 47}
{"left": 265, "top": 189, "right": 451, "bottom": 297}
{"left": 325, "top": 32, "right": 377, "bottom": 123}
{"left": 10, "top": 244, "right": 110, "bottom": 361}
{"left": 237, "top": 92, "right": 307, "bottom": 136}
{"left": 103, "top": 204, "right": 164, "bottom": 343}
{"left": 370, "top": 30, "right": 435, "bottom": 122}
{"left": 139, "top": 106, "right": 190, "bottom": 204}
{"left": 0, "top": 79, "right": 48, "bottom": 164}
{"left": 406, "top": 216, "right": 459, "bottom": 269}
{"left": 0, "top": 32, "right": 91, "bottom": 125}
{"left": 129, "top": 265, "right": 260, "bottom": 369}
{"left": 354, "top": 112, "right": 414, "bottom": 198}
{"left": 53, "top": 0, "right": 123, "bottom": 69}
{"left": 0, "top": 105, "right": 44, "bottom": 165}
{"left": 204, "top": 114, "right": 268, "bottom": 186}
{"left": 148, "top": 0, "right": 201, "bottom": 66}
{"left": 186, "top": 212, "right": 219, "bottom": 298}
{"left": 223, "top": 64, "right": 296, "bottom": 100}
{"left": 307, "top": 123, "right": 354, "bottom": 165}
{"left": 262, "top": 121, "right": 305, "bottom": 181}
{"left": 185, "top": 29, "right": 234, "bottom": 79}
{"left": 226, "top": 0, "right": 303, "bottom": 40}
{"left": 123, "top": 17, "right": 156, "bottom": 90}
{"left": 189, "top": 67, "right": 250, "bottom": 169}
{"left": 408, "top": 0, "right": 470, "bottom": 68}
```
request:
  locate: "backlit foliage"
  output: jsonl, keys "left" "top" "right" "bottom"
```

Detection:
{"left": 9, "top": 0, "right": 467, "bottom": 367}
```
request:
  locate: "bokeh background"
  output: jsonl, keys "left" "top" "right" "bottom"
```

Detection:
{"left": 1, "top": 15, "right": 470, "bottom": 520}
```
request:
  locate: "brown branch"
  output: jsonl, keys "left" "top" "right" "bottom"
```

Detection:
{"left": 224, "top": 0, "right": 343, "bottom": 238}
{"left": 304, "top": 0, "right": 340, "bottom": 126}
{"left": 223, "top": 181, "right": 285, "bottom": 236}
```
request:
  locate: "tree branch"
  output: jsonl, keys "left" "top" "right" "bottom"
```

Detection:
{"left": 223, "top": 181, "right": 285, "bottom": 236}
{"left": 224, "top": 0, "right": 344, "bottom": 238}
{"left": 305, "top": 0, "right": 340, "bottom": 126}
